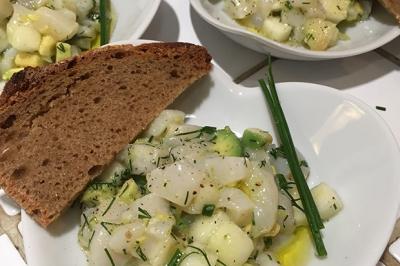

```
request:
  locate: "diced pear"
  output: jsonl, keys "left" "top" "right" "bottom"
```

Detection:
{"left": 319, "top": 0, "right": 351, "bottom": 23}
{"left": 262, "top": 17, "right": 292, "bottom": 42}
{"left": 294, "top": 182, "right": 343, "bottom": 225}
{"left": 39, "top": 35, "right": 57, "bottom": 57}
{"left": 207, "top": 222, "right": 254, "bottom": 265}
{"left": 303, "top": 18, "right": 339, "bottom": 51}
{"left": 15, "top": 52, "right": 44, "bottom": 67}
{"left": 189, "top": 211, "right": 230, "bottom": 245}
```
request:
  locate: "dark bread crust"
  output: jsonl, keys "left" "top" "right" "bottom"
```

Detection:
{"left": 378, "top": 0, "right": 400, "bottom": 23}
{"left": 0, "top": 42, "right": 212, "bottom": 227}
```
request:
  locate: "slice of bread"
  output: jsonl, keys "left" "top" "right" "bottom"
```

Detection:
{"left": 0, "top": 42, "right": 212, "bottom": 227}
{"left": 378, "top": 0, "right": 400, "bottom": 23}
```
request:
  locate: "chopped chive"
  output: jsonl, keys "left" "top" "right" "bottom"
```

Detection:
{"left": 102, "top": 197, "right": 116, "bottom": 216}
{"left": 136, "top": 246, "right": 148, "bottom": 261}
{"left": 138, "top": 207, "right": 152, "bottom": 219}
{"left": 104, "top": 248, "right": 115, "bottom": 266}
{"left": 167, "top": 249, "right": 183, "bottom": 266}
{"left": 88, "top": 230, "right": 96, "bottom": 248}
{"left": 184, "top": 191, "right": 189, "bottom": 205}
{"left": 217, "top": 259, "right": 228, "bottom": 266}
{"left": 188, "top": 245, "right": 211, "bottom": 266}
{"left": 376, "top": 106, "right": 386, "bottom": 111}
{"left": 202, "top": 204, "right": 215, "bottom": 217}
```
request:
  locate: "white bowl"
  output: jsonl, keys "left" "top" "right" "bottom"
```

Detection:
{"left": 19, "top": 40, "right": 400, "bottom": 266}
{"left": 190, "top": 0, "right": 400, "bottom": 60}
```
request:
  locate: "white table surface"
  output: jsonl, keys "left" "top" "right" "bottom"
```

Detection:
{"left": 143, "top": 0, "right": 400, "bottom": 145}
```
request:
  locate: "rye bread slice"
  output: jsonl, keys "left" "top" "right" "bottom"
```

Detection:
{"left": 0, "top": 42, "right": 212, "bottom": 227}
{"left": 378, "top": 0, "right": 400, "bottom": 23}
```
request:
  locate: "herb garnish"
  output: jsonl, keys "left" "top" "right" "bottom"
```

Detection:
{"left": 99, "top": 0, "right": 110, "bottom": 45}
{"left": 188, "top": 245, "right": 211, "bottom": 266}
{"left": 102, "top": 197, "right": 116, "bottom": 216}
{"left": 167, "top": 249, "right": 183, "bottom": 266}
{"left": 138, "top": 207, "right": 152, "bottom": 219}
{"left": 202, "top": 204, "right": 215, "bottom": 217}
{"left": 259, "top": 57, "right": 326, "bottom": 256}
{"left": 104, "top": 248, "right": 115, "bottom": 266}
{"left": 136, "top": 246, "right": 148, "bottom": 261}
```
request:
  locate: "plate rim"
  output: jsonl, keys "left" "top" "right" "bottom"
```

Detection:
{"left": 190, "top": 0, "right": 400, "bottom": 59}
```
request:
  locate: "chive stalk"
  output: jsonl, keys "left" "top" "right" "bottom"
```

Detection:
{"left": 99, "top": 0, "right": 110, "bottom": 45}
{"left": 259, "top": 57, "right": 327, "bottom": 256}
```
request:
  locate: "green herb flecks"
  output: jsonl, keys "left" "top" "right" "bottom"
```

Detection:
{"left": 104, "top": 248, "right": 115, "bottom": 266}
{"left": 136, "top": 246, "right": 148, "bottom": 261}
{"left": 138, "top": 207, "right": 152, "bottom": 219}
{"left": 202, "top": 204, "right": 215, "bottom": 217}
{"left": 102, "top": 197, "right": 116, "bottom": 216}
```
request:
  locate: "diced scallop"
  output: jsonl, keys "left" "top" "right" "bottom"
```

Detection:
{"left": 75, "top": 0, "right": 95, "bottom": 20}
{"left": 207, "top": 222, "right": 254, "bottom": 265}
{"left": 261, "top": 17, "right": 292, "bottom": 42}
{"left": 224, "top": 0, "right": 257, "bottom": 19}
{"left": 147, "top": 161, "right": 206, "bottom": 207}
{"left": 319, "top": 0, "right": 351, "bottom": 23}
{"left": 217, "top": 188, "right": 254, "bottom": 226}
{"left": 167, "top": 124, "right": 201, "bottom": 136}
{"left": 205, "top": 156, "right": 251, "bottom": 186}
{"left": 185, "top": 181, "right": 220, "bottom": 214}
{"left": 108, "top": 222, "right": 146, "bottom": 255}
{"left": 294, "top": 182, "right": 343, "bottom": 225}
{"left": 245, "top": 162, "right": 279, "bottom": 237}
{"left": 31, "top": 7, "right": 79, "bottom": 41}
{"left": 139, "top": 235, "right": 177, "bottom": 265}
{"left": 8, "top": 25, "right": 42, "bottom": 52}
{"left": 189, "top": 211, "right": 231, "bottom": 245}
{"left": 146, "top": 215, "right": 175, "bottom": 240}
{"left": 128, "top": 144, "right": 160, "bottom": 174}
{"left": 89, "top": 224, "right": 131, "bottom": 266}
{"left": 303, "top": 18, "right": 339, "bottom": 51}
{"left": 277, "top": 192, "right": 295, "bottom": 234}
{"left": 97, "top": 161, "right": 125, "bottom": 181}
{"left": 127, "top": 193, "right": 171, "bottom": 221}
{"left": 144, "top": 110, "right": 186, "bottom": 138}
{"left": 256, "top": 252, "right": 281, "bottom": 266}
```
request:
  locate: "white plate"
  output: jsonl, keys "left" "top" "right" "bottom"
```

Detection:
{"left": 190, "top": 0, "right": 400, "bottom": 60}
{"left": 20, "top": 42, "right": 400, "bottom": 266}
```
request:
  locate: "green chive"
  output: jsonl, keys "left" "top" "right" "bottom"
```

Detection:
{"left": 259, "top": 56, "right": 327, "bottom": 257}
{"left": 99, "top": 0, "right": 110, "bottom": 45}
{"left": 202, "top": 204, "right": 215, "bottom": 217}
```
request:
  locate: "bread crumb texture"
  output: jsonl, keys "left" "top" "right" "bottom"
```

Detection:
{"left": 0, "top": 43, "right": 212, "bottom": 227}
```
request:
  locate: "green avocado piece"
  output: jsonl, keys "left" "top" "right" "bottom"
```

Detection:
{"left": 213, "top": 126, "right": 242, "bottom": 156}
{"left": 241, "top": 128, "right": 273, "bottom": 149}
{"left": 56, "top": 42, "right": 72, "bottom": 62}
{"left": 81, "top": 183, "right": 116, "bottom": 208}
{"left": 117, "top": 179, "right": 139, "bottom": 203}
